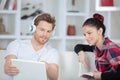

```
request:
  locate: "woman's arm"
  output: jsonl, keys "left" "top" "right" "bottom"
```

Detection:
{"left": 93, "top": 65, "right": 120, "bottom": 80}
{"left": 74, "top": 44, "right": 94, "bottom": 54}
{"left": 101, "top": 64, "right": 120, "bottom": 80}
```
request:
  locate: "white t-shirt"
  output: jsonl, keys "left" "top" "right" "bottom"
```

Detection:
{"left": 5, "top": 40, "right": 60, "bottom": 80}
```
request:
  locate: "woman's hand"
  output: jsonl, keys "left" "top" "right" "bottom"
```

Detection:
{"left": 78, "top": 51, "right": 89, "bottom": 69}
{"left": 93, "top": 71, "right": 102, "bottom": 80}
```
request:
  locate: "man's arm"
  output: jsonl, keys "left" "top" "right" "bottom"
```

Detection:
{"left": 4, "top": 55, "right": 19, "bottom": 76}
{"left": 45, "top": 63, "right": 59, "bottom": 80}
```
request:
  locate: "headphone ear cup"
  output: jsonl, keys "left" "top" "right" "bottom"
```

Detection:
{"left": 30, "top": 14, "right": 41, "bottom": 33}
{"left": 29, "top": 24, "right": 36, "bottom": 33}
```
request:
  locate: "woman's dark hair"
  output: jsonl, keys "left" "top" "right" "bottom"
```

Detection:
{"left": 82, "top": 18, "right": 106, "bottom": 37}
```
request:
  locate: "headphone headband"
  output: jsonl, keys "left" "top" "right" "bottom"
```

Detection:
{"left": 29, "top": 13, "right": 43, "bottom": 33}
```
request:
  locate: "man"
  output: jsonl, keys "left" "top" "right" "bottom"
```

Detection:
{"left": 4, "top": 13, "right": 59, "bottom": 80}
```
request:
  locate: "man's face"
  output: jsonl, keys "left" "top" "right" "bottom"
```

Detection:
{"left": 34, "top": 21, "right": 53, "bottom": 45}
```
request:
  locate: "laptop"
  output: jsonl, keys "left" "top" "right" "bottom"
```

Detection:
{"left": 11, "top": 59, "right": 47, "bottom": 80}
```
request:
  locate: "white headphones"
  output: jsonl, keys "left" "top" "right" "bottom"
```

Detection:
{"left": 29, "top": 14, "right": 43, "bottom": 33}
{"left": 29, "top": 23, "right": 36, "bottom": 33}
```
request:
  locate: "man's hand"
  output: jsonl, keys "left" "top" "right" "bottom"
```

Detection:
{"left": 4, "top": 55, "right": 19, "bottom": 76}
{"left": 4, "top": 64, "right": 19, "bottom": 76}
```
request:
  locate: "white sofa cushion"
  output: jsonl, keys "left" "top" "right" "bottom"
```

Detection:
{"left": 0, "top": 50, "right": 96, "bottom": 80}
{"left": 0, "top": 50, "right": 9, "bottom": 80}
{"left": 59, "top": 51, "right": 80, "bottom": 80}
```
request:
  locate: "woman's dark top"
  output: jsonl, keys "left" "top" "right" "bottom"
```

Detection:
{"left": 101, "top": 64, "right": 120, "bottom": 80}
{"left": 74, "top": 44, "right": 94, "bottom": 54}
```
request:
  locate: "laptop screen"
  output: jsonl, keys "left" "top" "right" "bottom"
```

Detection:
{"left": 11, "top": 59, "right": 47, "bottom": 80}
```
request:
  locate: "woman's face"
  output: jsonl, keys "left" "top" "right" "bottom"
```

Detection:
{"left": 82, "top": 25, "right": 102, "bottom": 46}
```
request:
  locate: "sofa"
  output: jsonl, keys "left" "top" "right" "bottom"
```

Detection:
{"left": 0, "top": 50, "right": 96, "bottom": 80}
{"left": 0, "top": 50, "right": 9, "bottom": 80}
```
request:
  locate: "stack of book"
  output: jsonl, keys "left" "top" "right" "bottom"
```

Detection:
{"left": 0, "top": 0, "right": 17, "bottom": 10}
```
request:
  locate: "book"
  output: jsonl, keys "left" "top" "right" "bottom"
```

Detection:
{"left": 8, "top": 0, "right": 15, "bottom": 10}
{"left": 0, "top": 0, "right": 7, "bottom": 9}
{"left": 11, "top": 59, "right": 47, "bottom": 80}
{"left": 78, "top": 63, "right": 94, "bottom": 79}
{"left": 81, "top": 72, "right": 94, "bottom": 79}
{"left": 12, "top": 0, "right": 17, "bottom": 10}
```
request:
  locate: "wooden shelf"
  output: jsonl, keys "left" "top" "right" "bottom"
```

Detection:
{"left": 66, "top": 12, "right": 88, "bottom": 16}
{"left": 0, "top": 35, "right": 16, "bottom": 39}
{"left": 0, "top": 10, "right": 17, "bottom": 14}
{"left": 96, "top": 0, "right": 120, "bottom": 11}
{"left": 96, "top": 6, "right": 120, "bottom": 11}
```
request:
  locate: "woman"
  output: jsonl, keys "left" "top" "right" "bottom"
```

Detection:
{"left": 76, "top": 17, "right": 120, "bottom": 80}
